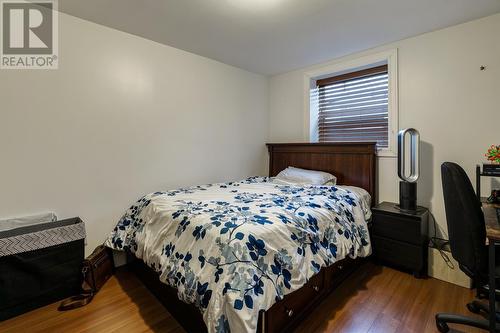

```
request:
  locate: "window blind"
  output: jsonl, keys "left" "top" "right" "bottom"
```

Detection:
{"left": 316, "top": 65, "right": 389, "bottom": 148}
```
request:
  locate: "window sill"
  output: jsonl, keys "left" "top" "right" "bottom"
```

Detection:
{"left": 377, "top": 149, "right": 397, "bottom": 158}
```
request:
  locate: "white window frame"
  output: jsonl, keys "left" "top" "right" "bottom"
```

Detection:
{"left": 303, "top": 49, "right": 399, "bottom": 157}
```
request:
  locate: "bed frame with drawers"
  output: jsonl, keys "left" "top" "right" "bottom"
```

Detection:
{"left": 129, "top": 142, "right": 377, "bottom": 332}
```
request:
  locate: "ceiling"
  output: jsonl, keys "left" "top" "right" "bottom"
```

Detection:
{"left": 58, "top": 0, "right": 500, "bottom": 75}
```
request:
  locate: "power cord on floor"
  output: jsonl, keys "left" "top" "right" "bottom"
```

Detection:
{"left": 430, "top": 237, "right": 454, "bottom": 269}
{"left": 429, "top": 212, "right": 454, "bottom": 269}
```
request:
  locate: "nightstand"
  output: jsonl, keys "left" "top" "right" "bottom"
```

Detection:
{"left": 371, "top": 201, "right": 429, "bottom": 277}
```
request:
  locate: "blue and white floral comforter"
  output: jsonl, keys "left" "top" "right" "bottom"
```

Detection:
{"left": 105, "top": 177, "right": 372, "bottom": 333}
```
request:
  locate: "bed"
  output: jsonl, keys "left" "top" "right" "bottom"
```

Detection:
{"left": 105, "top": 142, "right": 376, "bottom": 333}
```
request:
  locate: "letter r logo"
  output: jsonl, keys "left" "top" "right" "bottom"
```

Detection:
{"left": 2, "top": 1, "right": 53, "bottom": 54}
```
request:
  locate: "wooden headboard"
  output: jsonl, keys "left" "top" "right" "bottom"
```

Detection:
{"left": 267, "top": 143, "right": 377, "bottom": 204}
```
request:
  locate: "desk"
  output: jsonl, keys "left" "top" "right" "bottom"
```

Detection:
{"left": 485, "top": 203, "right": 500, "bottom": 332}
{"left": 476, "top": 165, "right": 500, "bottom": 202}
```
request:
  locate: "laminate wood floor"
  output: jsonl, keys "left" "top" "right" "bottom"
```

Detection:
{"left": 0, "top": 262, "right": 485, "bottom": 333}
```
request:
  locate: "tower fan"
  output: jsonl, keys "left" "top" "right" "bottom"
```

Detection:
{"left": 397, "top": 128, "right": 420, "bottom": 211}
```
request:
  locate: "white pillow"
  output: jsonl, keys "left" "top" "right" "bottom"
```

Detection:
{"left": 274, "top": 167, "right": 336, "bottom": 186}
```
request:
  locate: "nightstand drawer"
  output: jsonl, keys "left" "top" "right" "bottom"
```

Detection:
{"left": 372, "top": 235, "right": 424, "bottom": 271}
{"left": 372, "top": 213, "right": 422, "bottom": 245}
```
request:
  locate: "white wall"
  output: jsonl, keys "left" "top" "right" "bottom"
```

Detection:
{"left": 2, "top": 11, "right": 499, "bottom": 254}
{"left": 269, "top": 13, "right": 500, "bottom": 238}
{"left": 0, "top": 13, "right": 269, "bottom": 253}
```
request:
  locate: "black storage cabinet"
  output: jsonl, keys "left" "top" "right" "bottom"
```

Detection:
{"left": 371, "top": 202, "right": 429, "bottom": 277}
{"left": 0, "top": 217, "right": 85, "bottom": 320}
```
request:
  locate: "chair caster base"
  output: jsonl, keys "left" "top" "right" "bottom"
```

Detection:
{"left": 467, "top": 302, "right": 481, "bottom": 314}
{"left": 436, "top": 319, "right": 449, "bottom": 333}
{"left": 435, "top": 312, "right": 491, "bottom": 332}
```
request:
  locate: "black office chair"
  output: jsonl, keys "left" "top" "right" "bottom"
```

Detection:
{"left": 436, "top": 162, "right": 500, "bottom": 332}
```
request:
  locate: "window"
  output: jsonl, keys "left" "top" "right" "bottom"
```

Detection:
{"left": 316, "top": 65, "right": 389, "bottom": 148}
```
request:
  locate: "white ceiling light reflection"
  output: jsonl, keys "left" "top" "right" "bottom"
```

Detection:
{"left": 226, "top": 0, "right": 285, "bottom": 11}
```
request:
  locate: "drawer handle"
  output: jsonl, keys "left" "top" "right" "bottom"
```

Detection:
{"left": 312, "top": 285, "right": 320, "bottom": 292}
{"left": 338, "top": 265, "right": 344, "bottom": 270}
{"left": 285, "top": 308, "right": 294, "bottom": 317}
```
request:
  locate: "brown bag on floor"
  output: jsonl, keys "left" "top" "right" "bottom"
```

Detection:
{"left": 58, "top": 245, "right": 114, "bottom": 311}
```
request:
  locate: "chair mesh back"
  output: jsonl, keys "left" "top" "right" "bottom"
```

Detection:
{"left": 441, "top": 162, "right": 486, "bottom": 275}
